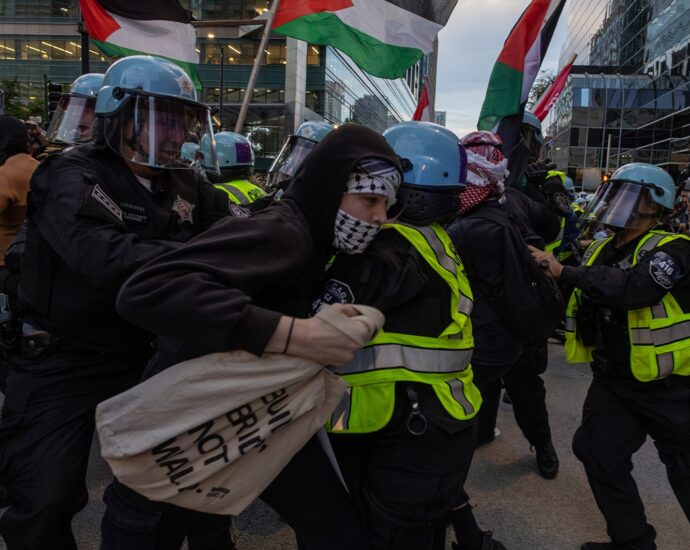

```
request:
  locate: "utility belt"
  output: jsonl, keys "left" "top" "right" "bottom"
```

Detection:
{"left": 19, "top": 322, "right": 61, "bottom": 360}
{"left": 575, "top": 296, "right": 627, "bottom": 349}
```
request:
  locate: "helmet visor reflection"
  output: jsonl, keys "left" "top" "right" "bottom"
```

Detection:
{"left": 266, "top": 135, "right": 317, "bottom": 191}
{"left": 581, "top": 181, "right": 656, "bottom": 230}
{"left": 47, "top": 96, "right": 97, "bottom": 145}
{"left": 106, "top": 94, "right": 218, "bottom": 171}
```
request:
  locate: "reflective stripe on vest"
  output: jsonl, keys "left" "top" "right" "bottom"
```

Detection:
{"left": 328, "top": 223, "right": 480, "bottom": 434}
{"left": 214, "top": 180, "right": 266, "bottom": 206}
{"left": 336, "top": 344, "right": 473, "bottom": 376}
{"left": 565, "top": 230, "right": 690, "bottom": 381}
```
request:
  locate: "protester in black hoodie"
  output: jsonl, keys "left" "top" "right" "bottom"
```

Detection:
{"left": 101, "top": 123, "right": 403, "bottom": 550}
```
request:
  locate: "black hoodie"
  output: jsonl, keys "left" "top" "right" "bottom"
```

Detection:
{"left": 116, "top": 123, "right": 401, "bottom": 370}
{"left": 0, "top": 115, "right": 29, "bottom": 166}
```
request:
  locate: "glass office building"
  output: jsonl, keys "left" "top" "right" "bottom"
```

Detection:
{"left": 544, "top": 0, "right": 690, "bottom": 188}
{"left": 0, "top": 0, "right": 419, "bottom": 166}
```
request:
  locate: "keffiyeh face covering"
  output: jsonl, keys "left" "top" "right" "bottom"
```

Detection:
{"left": 458, "top": 131, "right": 509, "bottom": 215}
{"left": 333, "top": 159, "right": 401, "bottom": 255}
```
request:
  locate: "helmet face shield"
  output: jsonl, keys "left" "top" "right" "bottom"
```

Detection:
{"left": 520, "top": 125, "right": 543, "bottom": 161}
{"left": 47, "top": 95, "right": 97, "bottom": 145}
{"left": 266, "top": 135, "right": 317, "bottom": 191}
{"left": 105, "top": 93, "right": 218, "bottom": 171}
{"left": 582, "top": 181, "right": 660, "bottom": 230}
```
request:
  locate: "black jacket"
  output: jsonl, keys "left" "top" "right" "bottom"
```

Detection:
{"left": 447, "top": 201, "right": 523, "bottom": 369}
{"left": 115, "top": 124, "right": 402, "bottom": 371}
{"left": 20, "top": 143, "right": 229, "bottom": 353}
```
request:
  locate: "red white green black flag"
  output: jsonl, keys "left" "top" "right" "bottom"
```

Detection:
{"left": 478, "top": 0, "right": 567, "bottom": 132}
{"left": 80, "top": 0, "right": 201, "bottom": 89}
{"left": 273, "top": 1, "right": 458, "bottom": 79}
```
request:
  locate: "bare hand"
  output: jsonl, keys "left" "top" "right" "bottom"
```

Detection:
{"left": 528, "top": 245, "right": 563, "bottom": 279}
{"left": 265, "top": 308, "right": 363, "bottom": 367}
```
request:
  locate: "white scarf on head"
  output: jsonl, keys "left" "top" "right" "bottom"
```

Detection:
{"left": 465, "top": 149, "right": 509, "bottom": 191}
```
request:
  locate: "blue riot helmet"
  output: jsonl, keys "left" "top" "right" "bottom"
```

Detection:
{"left": 383, "top": 121, "right": 467, "bottom": 225}
{"left": 95, "top": 55, "right": 218, "bottom": 172}
{"left": 200, "top": 131, "right": 255, "bottom": 183}
{"left": 521, "top": 110, "right": 544, "bottom": 162}
{"left": 46, "top": 73, "right": 104, "bottom": 145}
{"left": 564, "top": 176, "right": 575, "bottom": 193}
{"left": 267, "top": 120, "right": 333, "bottom": 191}
{"left": 181, "top": 142, "right": 201, "bottom": 163}
{"left": 582, "top": 163, "right": 676, "bottom": 230}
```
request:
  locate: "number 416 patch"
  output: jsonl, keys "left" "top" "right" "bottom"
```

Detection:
{"left": 649, "top": 251, "right": 681, "bottom": 290}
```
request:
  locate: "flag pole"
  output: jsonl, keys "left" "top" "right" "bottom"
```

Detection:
{"left": 234, "top": 0, "right": 280, "bottom": 133}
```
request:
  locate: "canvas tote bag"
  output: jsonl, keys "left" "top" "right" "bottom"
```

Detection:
{"left": 96, "top": 304, "right": 384, "bottom": 515}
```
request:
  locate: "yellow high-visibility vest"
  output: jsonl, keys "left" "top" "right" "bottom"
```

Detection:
{"left": 214, "top": 179, "right": 266, "bottom": 206}
{"left": 327, "top": 223, "right": 481, "bottom": 434}
{"left": 565, "top": 230, "right": 690, "bottom": 381}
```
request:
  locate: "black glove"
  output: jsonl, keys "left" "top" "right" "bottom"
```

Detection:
{"left": 524, "top": 160, "right": 557, "bottom": 187}
{"left": 542, "top": 177, "right": 571, "bottom": 216}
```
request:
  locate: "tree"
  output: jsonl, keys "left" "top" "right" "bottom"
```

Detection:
{"left": 0, "top": 79, "right": 45, "bottom": 122}
{"left": 526, "top": 70, "right": 556, "bottom": 111}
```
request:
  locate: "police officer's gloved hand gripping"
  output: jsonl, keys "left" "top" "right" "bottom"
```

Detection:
{"left": 528, "top": 245, "right": 563, "bottom": 279}
{"left": 524, "top": 159, "right": 556, "bottom": 188}
{"left": 265, "top": 304, "right": 363, "bottom": 367}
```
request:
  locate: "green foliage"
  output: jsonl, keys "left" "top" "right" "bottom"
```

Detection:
{"left": 0, "top": 79, "right": 45, "bottom": 122}
{"left": 527, "top": 70, "right": 556, "bottom": 111}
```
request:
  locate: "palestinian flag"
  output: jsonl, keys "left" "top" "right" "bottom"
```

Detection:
{"left": 80, "top": 0, "right": 201, "bottom": 89}
{"left": 413, "top": 83, "right": 431, "bottom": 122}
{"left": 477, "top": 0, "right": 566, "bottom": 187}
{"left": 477, "top": 0, "right": 566, "bottom": 132}
{"left": 533, "top": 53, "right": 577, "bottom": 121}
{"left": 273, "top": 1, "right": 458, "bottom": 79}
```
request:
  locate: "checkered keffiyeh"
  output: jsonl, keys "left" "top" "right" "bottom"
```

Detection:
{"left": 458, "top": 131, "right": 509, "bottom": 215}
{"left": 332, "top": 209, "right": 380, "bottom": 255}
{"left": 344, "top": 158, "right": 401, "bottom": 208}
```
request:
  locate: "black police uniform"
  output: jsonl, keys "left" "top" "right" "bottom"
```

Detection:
{"left": 100, "top": 124, "right": 399, "bottom": 550}
{"left": 312, "top": 229, "right": 478, "bottom": 550}
{"left": 0, "top": 143, "right": 229, "bottom": 550}
{"left": 562, "top": 233, "right": 690, "bottom": 549}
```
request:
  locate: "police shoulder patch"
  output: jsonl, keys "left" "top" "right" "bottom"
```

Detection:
{"left": 648, "top": 251, "right": 681, "bottom": 290}
{"left": 91, "top": 184, "right": 123, "bottom": 221}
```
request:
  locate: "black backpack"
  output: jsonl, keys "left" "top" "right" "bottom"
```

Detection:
{"left": 473, "top": 205, "right": 563, "bottom": 343}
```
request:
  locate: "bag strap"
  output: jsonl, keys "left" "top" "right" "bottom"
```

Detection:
{"left": 315, "top": 304, "right": 385, "bottom": 346}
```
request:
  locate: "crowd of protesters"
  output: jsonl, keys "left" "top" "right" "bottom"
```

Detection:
{"left": 0, "top": 55, "right": 688, "bottom": 550}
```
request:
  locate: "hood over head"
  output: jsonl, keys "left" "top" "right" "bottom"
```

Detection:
{"left": 282, "top": 123, "right": 402, "bottom": 250}
{"left": 0, "top": 115, "right": 29, "bottom": 165}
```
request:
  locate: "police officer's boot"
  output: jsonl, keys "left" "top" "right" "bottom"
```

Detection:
{"left": 581, "top": 525, "right": 657, "bottom": 550}
{"left": 534, "top": 440, "right": 559, "bottom": 479}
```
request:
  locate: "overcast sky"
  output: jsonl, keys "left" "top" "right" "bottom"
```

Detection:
{"left": 436, "top": 0, "right": 569, "bottom": 138}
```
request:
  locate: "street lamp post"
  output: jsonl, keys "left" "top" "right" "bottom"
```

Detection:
{"left": 209, "top": 33, "right": 224, "bottom": 132}
{"left": 219, "top": 43, "right": 224, "bottom": 131}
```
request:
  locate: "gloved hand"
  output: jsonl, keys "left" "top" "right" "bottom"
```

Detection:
{"left": 542, "top": 177, "right": 572, "bottom": 216}
{"left": 524, "top": 159, "right": 557, "bottom": 187}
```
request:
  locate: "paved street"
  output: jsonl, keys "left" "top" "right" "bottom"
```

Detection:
{"left": 1, "top": 343, "right": 689, "bottom": 549}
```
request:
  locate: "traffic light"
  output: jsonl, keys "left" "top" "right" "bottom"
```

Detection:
{"left": 46, "top": 81, "right": 63, "bottom": 124}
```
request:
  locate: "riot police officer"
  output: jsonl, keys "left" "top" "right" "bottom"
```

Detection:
{"left": 0, "top": 55, "right": 229, "bottom": 550}
{"left": 266, "top": 120, "right": 333, "bottom": 194}
{"left": 200, "top": 131, "right": 266, "bottom": 209}
{"left": 40, "top": 72, "right": 104, "bottom": 158}
{"left": 531, "top": 163, "right": 690, "bottom": 549}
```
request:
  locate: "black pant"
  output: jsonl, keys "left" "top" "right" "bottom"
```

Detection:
{"left": 101, "top": 435, "right": 369, "bottom": 550}
{"left": 330, "top": 387, "right": 477, "bottom": 550}
{"left": 572, "top": 372, "right": 690, "bottom": 548}
{"left": 0, "top": 347, "right": 149, "bottom": 550}
{"left": 474, "top": 343, "right": 552, "bottom": 447}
